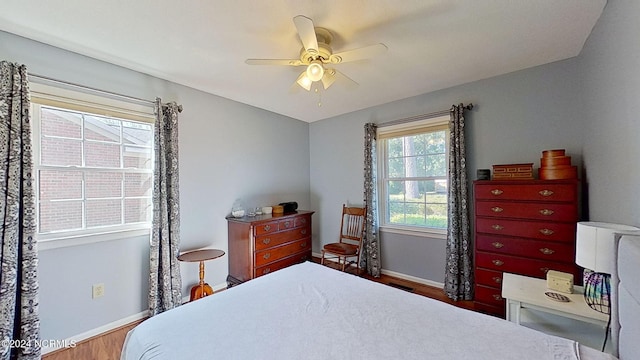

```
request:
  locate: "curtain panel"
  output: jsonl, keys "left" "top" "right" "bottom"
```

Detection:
{"left": 149, "top": 99, "right": 183, "bottom": 316}
{"left": 0, "top": 61, "right": 41, "bottom": 359}
{"left": 362, "top": 123, "right": 381, "bottom": 277}
{"left": 444, "top": 104, "right": 473, "bottom": 301}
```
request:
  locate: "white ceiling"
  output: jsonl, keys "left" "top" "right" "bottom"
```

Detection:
{"left": 0, "top": 0, "right": 606, "bottom": 122}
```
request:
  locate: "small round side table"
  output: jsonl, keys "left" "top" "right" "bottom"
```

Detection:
{"left": 177, "top": 249, "right": 225, "bottom": 302}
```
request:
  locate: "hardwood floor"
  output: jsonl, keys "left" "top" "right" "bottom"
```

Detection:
{"left": 43, "top": 260, "right": 475, "bottom": 359}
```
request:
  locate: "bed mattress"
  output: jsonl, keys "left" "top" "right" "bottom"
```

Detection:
{"left": 122, "top": 261, "right": 616, "bottom": 360}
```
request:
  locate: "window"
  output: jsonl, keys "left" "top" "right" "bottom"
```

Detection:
{"left": 30, "top": 82, "right": 155, "bottom": 246}
{"left": 378, "top": 116, "right": 449, "bottom": 234}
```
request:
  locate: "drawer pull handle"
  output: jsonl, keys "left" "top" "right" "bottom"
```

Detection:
{"left": 300, "top": 242, "right": 307, "bottom": 247}
{"left": 490, "top": 189, "right": 504, "bottom": 196}
{"left": 284, "top": 221, "right": 291, "bottom": 228}
{"left": 300, "top": 219, "right": 306, "bottom": 224}
{"left": 492, "top": 276, "right": 502, "bottom": 284}
{"left": 492, "top": 294, "right": 503, "bottom": 301}
{"left": 540, "top": 267, "right": 550, "bottom": 274}
{"left": 263, "top": 225, "right": 271, "bottom": 231}
{"left": 301, "top": 229, "right": 307, "bottom": 235}
{"left": 539, "top": 209, "right": 555, "bottom": 216}
{"left": 539, "top": 248, "right": 555, "bottom": 255}
{"left": 539, "top": 189, "right": 554, "bottom": 197}
{"left": 539, "top": 228, "right": 554, "bottom": 236}
{"left": 492, "top": 259, "right": 504, "bottom": 266}
{"left": 491, "top": 242, "right": 504, "bottom": 249}
{"left": 263, "top": 253, "right": 271, "bottom": 260}
{"left": 262, "top": 238, "right": 271, "bottom": 245}
{"left": 491, "top": 207, "right": 504, "bottom": 213}
{"left": 263, "top": 268, "right": 271, "bottom": 275}
{"left": 491, "top": 224, "right": 504, "bottom": 231}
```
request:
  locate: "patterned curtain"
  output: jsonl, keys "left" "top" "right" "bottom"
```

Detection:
{"left": 444, "top": 104, "right": 473, "bottom": 301}
{"left": 149, "top": 99, "right": 183, "bottom": 316}
{"left": 362, "top": 123, "right": 381, "bottom": 277}
{"left": 0, "top": 61, "right": 41, "bottom": 359}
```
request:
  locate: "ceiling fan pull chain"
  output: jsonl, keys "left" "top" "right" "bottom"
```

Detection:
{"left": 316, "top": 87, "right": 322, "bottom": 107}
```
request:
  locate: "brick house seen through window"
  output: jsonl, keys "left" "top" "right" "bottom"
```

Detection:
{"left": 35, "top": 105, "right": 153, "bottom": 235}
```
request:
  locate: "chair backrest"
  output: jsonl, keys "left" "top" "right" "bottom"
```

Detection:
{"left": 339, "top": 204, "right": 367, "bottom": 246}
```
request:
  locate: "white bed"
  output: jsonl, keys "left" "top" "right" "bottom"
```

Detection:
{"left": 122, "top": 237, "right": 640, "bottom": 360}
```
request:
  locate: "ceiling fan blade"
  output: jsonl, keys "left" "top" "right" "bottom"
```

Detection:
{"left": 245, "top": 59, "right": 303, "bottom": 66}
{"left": 334, "top": 69, "right": 359, "bottom": 89}
{"left": 293, "top": 15, "right": 319, "bottom": 56}
{"left": 321, "top": 69, "right": 337, "bottom": 90}
{"left": 329, "top": 43, "right": 388, "bottom": 64}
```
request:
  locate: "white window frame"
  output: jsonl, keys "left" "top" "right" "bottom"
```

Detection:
{"left": 377, "top": 115, "right": 449, "bottom": 238}
{"left": 30, "top": 81, "right": 156, "bottom": 250}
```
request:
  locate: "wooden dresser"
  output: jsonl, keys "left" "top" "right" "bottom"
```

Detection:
{"left": 473, "top": 180, "right": 580, "bottom": 317}
{"left": 226, "top": 211, "right": 313, "bottom": 286}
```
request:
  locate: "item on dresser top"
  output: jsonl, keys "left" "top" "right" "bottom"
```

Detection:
{"left": 231, "top": 198, "right": 246, "bottom": 218}
{"left": 272, "top": 205, "right": 284, "bottom": 214}
{"left": 477, "top": 169, "right": 491, "bottom": 180}
{"left": 279, "top": 201, "right": 298, "bottom": 213}
{"left": 546, "top": 270, "right": 574, "bottom": 294}
{"left": 539, "top": 149, "right": 577, "bottom": 180}
{"left": 491, "top": 163, "right": 534, "bottom": 180}
{"left": 262, "top": 206, "right": 272, "bottom": 214}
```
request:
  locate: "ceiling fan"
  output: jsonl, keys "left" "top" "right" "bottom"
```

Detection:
{"left": 246, "top": 15, "right": 388, "bottom": 91}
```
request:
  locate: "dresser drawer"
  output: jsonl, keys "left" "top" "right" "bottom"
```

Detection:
{"left": 254, "top": 221, "right": 279, "bottom": 236}
{"left": 475, "top": 183, "right": 577, "bottom": 202}
{"left": 475, "top": 201, "right": 577, "bottom": 222}
{"left": 475, "top": 268, "right": 504, "bottom": 288}
{"left": 254, "top": 225, "right": 310, "bottom": 251}
{"left": 476, "top": 218, "right": 575, "bottom": 242}
{"left": 294, "top": 215, "right": 311, "bottom": 228}
{"left": 278, "top": 218, "right": 297, "bottom": 231}
{"left": 254, "top": 251, "right": 311, "bottom": 278}
{"left": 476, "top": 251, "right": 577, "bottom": 279}
{"left": 254, "top": 237, "right": 310, "bottom": 267}
{"left": 476, "top": 234, "right": 575, "bottom": 263}
{"left": 475, "top": 284, "right": 504, "bottom": 307}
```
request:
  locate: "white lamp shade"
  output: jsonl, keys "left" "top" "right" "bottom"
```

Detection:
{"left": 576, "top": 222, "right": 639, "bottom": 274}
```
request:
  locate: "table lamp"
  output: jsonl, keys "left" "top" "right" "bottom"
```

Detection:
{"left": 575, "top": 222, "right": 639, "bottom": 314}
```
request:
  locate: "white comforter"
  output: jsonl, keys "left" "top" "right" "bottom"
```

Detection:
{"left": 122, "top": 262, "right": 616, "bottom": 360}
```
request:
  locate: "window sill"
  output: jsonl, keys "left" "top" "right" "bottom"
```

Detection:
{"left": 37, "top": 227, "right": 151, "bottom": 251}
{"left": 379, "top": 225, "right": 447, "bottom": 239}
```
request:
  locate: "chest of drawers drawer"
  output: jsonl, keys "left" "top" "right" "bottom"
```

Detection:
{"left": 476, "top": 234, "right": 575, "bottom": 263}
{"left": 476, "top": 251, "right": 578, "bottom": 279}
{"left": 475, "top": 182, "right": 577, "bottom": 202}
{"left": 475, "top": 268, "right": 504, "bottom": 288}
{"left": 475, "top": 284, "right": 504, "bottom": 306}
{"left": 475, "top": 201, "right": 577, "bottom": 222}
{"left": 476, "top": 218, "right": 575, "bottom": 242}
{"left": 254, "top": 251, "right": 312, "bottom": 278}
{"left": 254, "top": 225, "right": 310, "bottom": 251}
{"left": 254, "top": 237, "right": 310, "bottom": 267}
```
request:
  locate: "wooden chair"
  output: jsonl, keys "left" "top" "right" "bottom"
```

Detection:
{"left": 321, "top": 204, "right": 367, "bottom": 272}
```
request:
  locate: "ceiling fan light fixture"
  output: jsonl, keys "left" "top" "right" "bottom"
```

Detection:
{"left": 306, "top": 60, "right": 325, "bottom": 82}
{"left": 321, "top": 69, "right": 336, "bottom": 90}
{"left": 296, "top": 72, "right": 312, "bottom": 91}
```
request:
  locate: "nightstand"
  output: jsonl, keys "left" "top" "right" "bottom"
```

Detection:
{"left": 501, "top": 272, "right": 611, "bottom": 352}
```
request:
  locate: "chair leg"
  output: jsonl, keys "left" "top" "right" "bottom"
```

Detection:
{"left": 321, "top": 250, "right": 325, "bottom": 265}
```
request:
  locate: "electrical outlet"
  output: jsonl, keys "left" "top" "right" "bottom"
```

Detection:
{"left": 92, "top": 283, "right": 105, "bottom": 299}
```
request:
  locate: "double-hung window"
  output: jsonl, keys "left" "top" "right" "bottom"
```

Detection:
{"left": 30, "top": 82, "right": 155, "bottom": 249}
{"left": 378, "top": 115, "right": 449, "bottom": 235}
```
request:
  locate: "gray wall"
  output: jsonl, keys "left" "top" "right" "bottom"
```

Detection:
{"left": 1, "top": 30, "right": 311, "bottom": 342}
{"left": 578, "top": 0, "right": 640, "bottom": 225}
{"left": 310, "top": 54, "right": 585, "bottom": 283}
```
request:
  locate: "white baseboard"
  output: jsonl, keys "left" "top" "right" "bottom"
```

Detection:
{"left": 311, "top": 251, "right": 443, "bottom": 289}
{"left": 43, "top": 281, "right": 228, "bottom": 355}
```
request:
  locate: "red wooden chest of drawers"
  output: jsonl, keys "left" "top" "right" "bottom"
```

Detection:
{"left": 473, "top": 180, "right": 580, "bottom": 317}
{"left": 227, "top": 211, "right": 313, "bottom": 287}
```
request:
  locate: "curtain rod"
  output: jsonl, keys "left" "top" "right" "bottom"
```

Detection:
{"left": 378, "top": 103, "right": 473, "bottom": 128}
{"left": 28, "top": 73, "right": 156, "bottom": 107}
